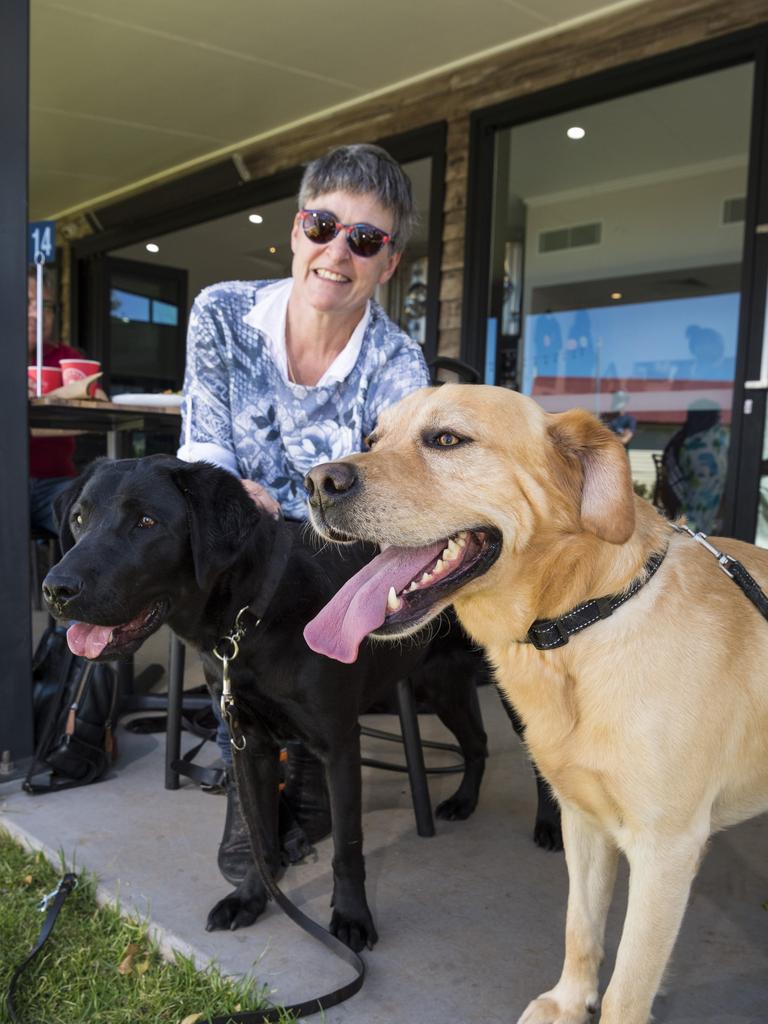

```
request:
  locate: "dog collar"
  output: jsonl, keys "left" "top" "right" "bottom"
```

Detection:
{"left": 524, "top": 549, "right": 666, "bottom": 650}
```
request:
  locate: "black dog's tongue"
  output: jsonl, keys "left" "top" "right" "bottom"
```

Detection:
{"left": 67, "top": 622, "right": 116, "bottom": 659}
{"left": 303, "top": 540, "right": 446, "bottom": 663}
{"left": 67, "top": 603, "right": 155, "bottom": 659}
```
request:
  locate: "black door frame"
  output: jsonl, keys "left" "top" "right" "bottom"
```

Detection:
{"left": 0, "top": 0, "right": 33, "bottom": 769}
{"left": 71, "top": 122, "right": 447, "bottom": 364}
{"left": 726, "top": 43, "right": 768, "bottom": 539}
{"left": 462, "top": 23, "right": 768, "bottom": 540}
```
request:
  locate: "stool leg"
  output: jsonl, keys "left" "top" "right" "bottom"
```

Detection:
{"left": 396, "top": 678, "right": 435, "bottom": 837}
{"left": 165, "top": 635, "right": 185, "bottom": 789}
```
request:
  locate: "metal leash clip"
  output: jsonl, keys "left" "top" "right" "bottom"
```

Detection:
{"left": 38, "top": 875, "right": 77, "bottom": 913}
{"left": 673, "top": 524, "right": 735, "bottom": 578}
{"left": 213, "top": 606, "right": 251, "bottom": 751}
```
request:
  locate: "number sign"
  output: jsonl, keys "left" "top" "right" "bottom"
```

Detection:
{"left": 28, "top": 220, "right": 56, "bottom": 264}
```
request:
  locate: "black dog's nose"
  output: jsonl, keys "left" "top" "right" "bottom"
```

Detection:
{"left": 42, "top": 573, "right": 84, "bottom": 611}
{"left": 304, "top": 462, "right": 359, "bottom": 504}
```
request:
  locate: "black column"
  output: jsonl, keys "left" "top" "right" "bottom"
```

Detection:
{"left": 0, "top": 0, "right": 33, "bottom": 768}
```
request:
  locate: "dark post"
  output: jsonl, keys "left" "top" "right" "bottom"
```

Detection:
{"left": 0, "top": 0, "right": 34, "bottom": 770}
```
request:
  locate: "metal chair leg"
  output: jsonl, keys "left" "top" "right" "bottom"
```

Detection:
{"left": 396, "top": 678, "right": 435, "bottom": 837}
{"left": 165, "top": 634, "right": 185, "bottom": 790}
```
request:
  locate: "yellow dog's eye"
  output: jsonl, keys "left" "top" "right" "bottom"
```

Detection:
{"left": 433, "top": 432, "right": 462, "bottom": 448}
{"left": 364, "top": 434, "right": 377, "bottom": 450}
{"left": 137, "top": 515, "right": 157, "bottom": 529}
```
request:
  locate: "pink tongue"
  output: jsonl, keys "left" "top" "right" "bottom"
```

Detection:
{"left": 67, "top": 622, "right": 117, "bottom": 660}
{"left": 303, "top": 541, "right": 446, "bottom": 663}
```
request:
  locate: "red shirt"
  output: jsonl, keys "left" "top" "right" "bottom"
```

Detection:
{"left": 29, "top": 343, "right": 82, "bottom": 479}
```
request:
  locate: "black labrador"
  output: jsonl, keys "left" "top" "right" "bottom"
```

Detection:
{"left": 42, "top": 455, "right": 560, "bottom": 950}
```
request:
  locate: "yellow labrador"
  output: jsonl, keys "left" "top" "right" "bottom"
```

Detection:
{"left": 303, "top": 383, "right": 768, "bottom": 1024}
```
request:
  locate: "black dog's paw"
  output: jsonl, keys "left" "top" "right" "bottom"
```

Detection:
{"left": 206, "top": 890, "right": 268, "bottom": 931}
{"left": 280, "top": 823, "right": 315, "bottom": 865}
{"left": 329, "top": 907, "right": 378, "bottom": 952}
{"left": 533, "top": 816, "right": 563, "bottom": 852}
{"left": 435, "top": 793, "right": 477, "bottom": 821}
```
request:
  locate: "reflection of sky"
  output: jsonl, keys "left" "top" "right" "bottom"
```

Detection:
{"left": 111, "top": 288, "right": 150, "bottom": 322}
{"left": 523, "top": 292, "right": 740, "bottom": 394}
{"left": 110, "top": 289, "right": 179, "bottom": 326}
{"left": 153, "top": 299, "right": 178, "bottom": 326}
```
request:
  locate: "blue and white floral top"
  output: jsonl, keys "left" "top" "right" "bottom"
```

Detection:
{"left": 178, "top": 278, "right": 429, "bottom": 520}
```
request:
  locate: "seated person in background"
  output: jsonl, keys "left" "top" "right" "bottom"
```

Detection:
{"left": 658, "top": 399, "right": 728, "bottom": 534}
{"left": 28, "top": 269, "right": 82, "bottom": 535}
{"left": 602, "top": 389, "right": 637, "bottom": 447}
{"left": 177, "top": 143, "right": 429, "bottom": 882}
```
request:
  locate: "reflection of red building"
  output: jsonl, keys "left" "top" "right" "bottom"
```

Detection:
{"left": 531, "top": 376, "right": 732, "bottom": 425}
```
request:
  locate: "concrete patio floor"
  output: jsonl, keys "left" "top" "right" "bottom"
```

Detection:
{"left": 1, "top": 621, "right": 767, "bottom": 1023}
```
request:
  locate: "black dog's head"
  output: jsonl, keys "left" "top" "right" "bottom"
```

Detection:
{"left": 43, "top": 455, "right": 261, "bottom": 660}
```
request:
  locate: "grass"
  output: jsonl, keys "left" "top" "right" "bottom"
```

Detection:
{"left": 0, "top": 828, "right": 296, "bottom": 1024}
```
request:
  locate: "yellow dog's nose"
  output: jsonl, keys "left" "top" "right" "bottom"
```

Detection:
{"left": 304, "top": 460, "right": 359, "bottom": 504}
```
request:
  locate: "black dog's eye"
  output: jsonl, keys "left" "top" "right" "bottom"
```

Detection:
{"left": 137, "top": 515, "right": 157, "bottom": 529}
{"left": 428, "top": 431, "right": 465, "bottom": 449}
{"left": 71, "top": 511, "right": 83, "bottom": 528}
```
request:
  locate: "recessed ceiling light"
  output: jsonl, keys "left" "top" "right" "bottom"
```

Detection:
{"left": 248, "top": 214, "right": 263, "bottom": 224}
{"left": 566, "top": 126, "right": 586, "bottom": 140}
{"left": 145, "top": 243, "right": 160, "bottom": 253}
{"left": 269, "top": 246, "right": 277, "bottom": 254}
{"left": 611, "top": 291, "right": 623, "bottom": 300}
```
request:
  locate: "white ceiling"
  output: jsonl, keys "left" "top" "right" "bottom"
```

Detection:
{"left": 30, "top": 0, "right": 640, "bottom": 219}
{"left": 505, "top": 63, "right": 753, "bottom": 202}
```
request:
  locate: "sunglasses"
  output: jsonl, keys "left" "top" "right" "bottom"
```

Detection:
{"left": 298, "top": 209, "right": 394, "bottom": 258}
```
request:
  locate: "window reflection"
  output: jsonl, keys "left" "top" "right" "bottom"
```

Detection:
{"left": 487, "top": 62, "right": 753, "bottom": 535}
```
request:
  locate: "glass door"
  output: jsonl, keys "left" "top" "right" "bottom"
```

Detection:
{"left": 483, "top": 62, "right": 759, "bottom": 537}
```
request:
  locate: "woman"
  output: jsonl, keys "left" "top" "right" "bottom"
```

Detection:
{"left": 178, "top": 143, "right": 427, "bottom": 517}
{"left": 177, "top": 143, "right": 429, "bottom": 884}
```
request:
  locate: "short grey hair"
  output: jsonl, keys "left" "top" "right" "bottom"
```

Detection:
{"left": 298, "top": 144, "right": 415, "bottom": 254}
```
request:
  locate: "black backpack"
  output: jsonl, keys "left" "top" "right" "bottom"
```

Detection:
{"left": 24, "top": 624, "right": 118, "bottom": 794}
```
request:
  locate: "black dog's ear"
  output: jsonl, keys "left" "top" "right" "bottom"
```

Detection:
{"left": 170, "top": 463, "right": 261, "bottom": 591}
{"left": 53, "top": 457, "right": 112, "bottom": 552}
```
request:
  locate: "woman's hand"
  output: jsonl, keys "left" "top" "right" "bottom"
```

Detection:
{"left": 241, "top": 479, "right": 281, "bottom": 519}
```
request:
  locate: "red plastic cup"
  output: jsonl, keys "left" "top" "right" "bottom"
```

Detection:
{"left": 28, "top": 365, "right": 63, "bottom": 395}
{"left": 59, "top": 358, "right": 101, "bottom": 397}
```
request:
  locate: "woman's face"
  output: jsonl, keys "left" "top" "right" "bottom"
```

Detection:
{"left": 290, "top": 190, "right": 401, "bottom": 320}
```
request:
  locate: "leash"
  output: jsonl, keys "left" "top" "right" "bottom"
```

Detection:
{"left": 194, "top": 519, "right": 366, "bottom": 1020}
{"left": 209, "top": 607, "right": 365, "bottom": 1024}
{"left": 171, "top": 520, "right": 295, "bottom": 789}
{"left": 5, "top": 874, "right": 78, "bottom": 1024}
{"left": 671, "top": 523, "right": 768, "bottom": 619}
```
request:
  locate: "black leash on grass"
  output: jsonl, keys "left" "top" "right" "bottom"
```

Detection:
{"left": 5, "top": 873, "right": 78, "bottom": 1024}
{"left": 5, "top": 849, "right": 361, "bottom": 1024}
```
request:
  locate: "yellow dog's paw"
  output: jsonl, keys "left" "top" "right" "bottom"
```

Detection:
{"left": 517, "top": 993, "right": 596, "bottom": 1024}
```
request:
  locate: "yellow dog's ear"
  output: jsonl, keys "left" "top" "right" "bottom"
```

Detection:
{"left": 548, "top": 408, "right": 635, "bottom": 544}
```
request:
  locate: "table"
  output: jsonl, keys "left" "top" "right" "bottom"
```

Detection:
{"left": 29, "top": 396, "right": 181, "bottom": 458}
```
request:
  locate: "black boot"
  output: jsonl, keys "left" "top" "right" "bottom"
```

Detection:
{"left": 217, "top": 776, "right": 254, "bottom": 886}
{"left": 281, "top": 742, "right": 332, "bottom": 844}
